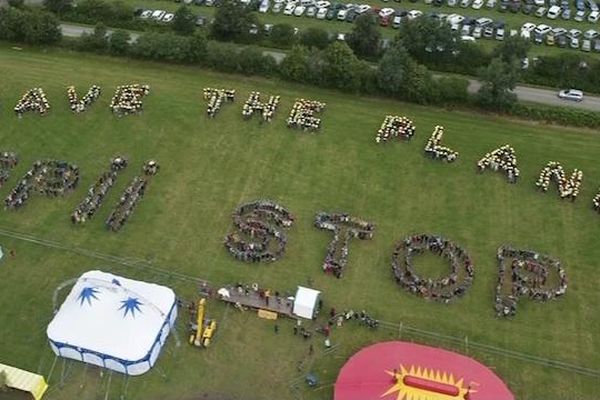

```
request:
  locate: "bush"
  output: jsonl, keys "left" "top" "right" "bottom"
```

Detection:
{"left": 509, "top": 103, "right": 600, "bottom": 129}
{"left": 270, "top": 24, "right": 296, "bottom": 48}
{"left": 108, "top": 29, "right": 130, "bottom": 55}
{"left": 0, "top": 7, "right": 62, "bottom": 45}
{"left": 300, "top": 27, "right": 330, "bottom": 50}
{"left": 64, "top": 0, "right": 149, "bottom": 31}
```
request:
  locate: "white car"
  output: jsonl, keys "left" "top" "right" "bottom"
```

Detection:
{"left": 272, "top": 2, "right": 283, "bottom": 12}
{"left": 336, "top": 32, "right": 346, "bottom": 41}
{"left": 315, "top": 0, "right": 330, "bottom": 7}
{"left": 337, "top": 9, "right": 348, "bottom": 20}
{"left": 475, "top": 17, "right": 493, "bottom": 26}
{"left": 357, "top": 4, "right": 371, "bottom": 13}
{"left": 306, "top": 6, "right": 317, "bottom": 16}
{"left": 461, "top": 35, "right": 476, "bottom": 41}
{"left": 558, "top": 89, "right": 584, "bottom": 102}
{"left": 496, "top": 27, "right": 505, "bottom": 40}
{"left": 473, "top": 26, "right": 482, "bottom": 38}
{"left": 283, "top": 3, "right": 296, "bottom": 14}
{"left": 407, "top": 10, "right": 423, "bottom": 20}
{"left": 533, "top": 0, "right": 544, "bottom": 5}
{"left": 259, "top": 1, "right": 270, "bottom": 12}
{"left": 293, "top": 5, "right": 306, "bottom": 15}
{"left": 535, "top": 24, "right": 552, "bottom": 35}
{"left": 574, "top": 10, "right": 586, "bottom": 21}
{"left": 521, "top": 22, "right": 537, "bottom": 32}
{"left": 447, "top": 13, "right": 465, "bottom": 24}
{"left": 589, "top": 10, "right": 600, "bottom": 22}
{"left": 448, "top": 0, "right": 458, "bottom": 6}
{"left": 472, "top": 0, "right": 484, "bottom": 9}
{"left": 162, "top": 13, "right": 174, "bottom": 22}
{"left": 140, "top": 10, "right": 152, "bottom": 19}
{"left": 379, "top": 7, "right": 395, "bottom": 17}
{"left": 316, "top": 7, "right": 328, "bottom": 18}
{"left": 547, "top": 5, "right": 561, "bottom": 19}
{"left": 569, "top": 28, "right": 582, "bottom": 38}
{"left": 486, "top": 0, "right": 496, "bottom": 8}
{"left": 151, "top": 10, "right": 166, "bottom": 20}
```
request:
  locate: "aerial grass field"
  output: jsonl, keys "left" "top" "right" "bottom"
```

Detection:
{"left": 0, "top": 44, "right": 599, "bottom": 400}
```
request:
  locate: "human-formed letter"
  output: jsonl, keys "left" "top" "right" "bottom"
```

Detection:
{"left": 314, "top": 212, "right": 374, "bottom": 278}
{"left": 105, "top": 160, "right": 159, "bottom": 232}
{"left": 204, "top": 88, "right": 235, "bottom": 118}
{"left": 110, "top": 84, "right": 150, "bottom": 116}
{"left": 391, "top": 234, "right": 474, "bottom": 302}
{"left": 535, "top": 161, "right": 582, "bottom": 201}
{"left": 224, "top": 200, "right": 294, "bottom": 263}
{"left": 424, "top": 126, "right": 458, "bottom": 162}
{"left": 286, "top": 99, "right": 326, "bottom": 132}
{"left": 0, "top": 152, "right": 18, "bottom": 189}
{"left": 242, "top": 92, "right": 280, "bottom": 122}
{"left": 71, "top": 157, "right": 128, "bottom": 224}
{"left": 376, "top": 115, "right": 416, "bottom": 143}
{"left": 495, "top": 246, "right": 567, "bottom": 317}
{"left": 477, "top": 145, "right": 519, "bottom": 183}
{"left": 67, "top": 85, "right": 101, "bottom": 113}
{"left": 5, "top": 160, "right": 79, "bottom": 209}
{"left": 14, "top": 88, "right": 50, "bottom": 117}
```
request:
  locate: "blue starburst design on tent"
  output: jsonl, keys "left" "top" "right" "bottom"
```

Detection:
{"left": 119, "top": 297, "right": 143, "bottom": 318}
{"left": 78, "top": 287, "right": 100, "bottom": 306}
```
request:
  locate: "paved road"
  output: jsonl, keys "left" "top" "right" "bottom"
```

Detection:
{"left": 60, "top": 23, "right": 600, "bottom": 112}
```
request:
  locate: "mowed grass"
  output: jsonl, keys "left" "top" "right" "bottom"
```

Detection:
{"left": 0, "top": 44, "right": 600, "bottom": 400}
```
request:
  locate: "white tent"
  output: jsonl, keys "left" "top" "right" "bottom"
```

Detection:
{"left": 292, "top": 286, "right": 321, "bottom": 320}
{"left": 46, "top": 270, "right": 177, "bottom": 376}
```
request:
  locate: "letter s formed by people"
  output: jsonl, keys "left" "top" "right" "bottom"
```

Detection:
{"left": 224, "top": 200, "right": 295, "bottom": 263}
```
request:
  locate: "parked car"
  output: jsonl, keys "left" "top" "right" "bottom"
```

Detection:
{"left": 472, "top": 26, "right": 483, "bottom": 37}
{"left": 357, "top": 4, "right": 371, "bottom": 13}
{"left": 392, "top": 15, "right": 402, "bottom": 27}
{"left": 460, "top": 0, "right": 471, "bottom": 7}
{"left": 151, "top": 10, "right": 166, "bottom": 20}
{"left": 263, "top": 23, "right": 273, "bottom": 35}
{"left": 140, "top": 10, "right": 152, "bottom": 19}
{"left": 496, "top": 27, "right": 505, "bottom": 39}
{"left": 448, "top": 0, "right": 458, "bottom": 6}
{"left": 258, "top": 0, "right": 270, "bottom": 13}
{"left": 574, "top": 10, "right": 586, "bottom": 21}
{"left": 589, "top": 10, "right": 600, "bottom": 21}
{"left": 558, "top": 89, "right": 584, "bottom": 101}
{"left": 316, "top": 7, "right": 328, "bottom": 18}
{"left": 594, "top": 38, "right": 600, "bottom": 51}
{"left": 476, "top": 16, "right": 493, "bottom": 26}
{"left": 562, "top": 8, "right": 571, "bottom": 19}
{"left": 380, "top": 7, "right": 395, "bottom": 17}
{"left": 534, "top": 24, "right": 552, "bottom": 35}
{"left": 535, "top": 7, "right": 547, "bottom": 16}
{"left": 461, "top": 35, "right": 476, "bottom": 41}
{"left": 326, "top": 7, "right": 339, "bottom": 19}
{"left": 584, "top": 29, "right": 598, "bottom": 39}
{"left": 581, "top": 38, "right": 591, "bottom": 50}
{"left": 570, "top": 36, "right": 580, "bottom": 48}
{"left": 522, "top": 4, "right": 535, "bottom": 14}
{"left": 557, "top": 34, "right": 568, "bottom": 46}
{"left": 547, "top": 5, "right": 561, "bottom": 18}
{"left": 499, "top": 0, "right": 509, "bottom": 12}
{"left": 509, "top": 1, "right": 521, "bottom": 12}
{"left": 407, "top": 9, "right": 423, "bottom": 19}
{"left": 483, "top": 26, "right": 494, "bottom": 37}
{"left": 486, "top": 0, "right": 496, "bottom": 7}
{"left": 305, "top": 6, "right": 317, "bottom": 16}
{"left": 346, "top": 9, "right": 358, "bottom": 21}
{"left": 284, "top": 3, "right": 296, "bottom": 14}
{"left": 162, "top": 13, "right": 174, "bottom": 22}
{"left": 472, "top": 0, "right": 484, "bottom": 8}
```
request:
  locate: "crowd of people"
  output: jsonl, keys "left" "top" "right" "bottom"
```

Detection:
{"left": 105, "top": 160, "right": 158, "bottom": 232}
{"left": 14, "top": 88, "right": 50, "bottom": 117}
{"left": 287, "top": 99, "right": 326, "bottom": 132}
{"left": 71, "top": 157, "right": 128, "bottom": 224}
{"left": 204, "top": 88, "right": 235, "bottom": 118}
{"left": 242, "top": 92, "right": 280, "bottom": 122}
{"left": 110, "top": 84, "right": 150, "bottom": 116}
{"left": 224, "top": 200, "right": 295, "bottom": 263}
{"left": 5, "top": 160, "right": 79, "bottom": 209}
{"left": 495, "top": 246, "right": 567, "bottom": 317}
{"left": 592, "top": 190, "right": 600, "bottom": 212}
{"left": 477, "top": 145, "right": 519, "bottom": 184}
{"left": 0, "top": 152, "right": 18, "bottom": 188}
{"left": 67, "top": 85, "right": 101, "bottom": 113}
{"left": 424, "top": 126, "right": 458, "bottom": 162}
{"left": 314, "top": 212, "right": 374, "bottom": 279}
{"left": 535, "top": 161, "right": 583, "bottom": 201}
{"left": 391, "top": 234, "right": 475, "bottom": 303}
{"left": 375, "top": 116, "right": 416, "bottom": 143}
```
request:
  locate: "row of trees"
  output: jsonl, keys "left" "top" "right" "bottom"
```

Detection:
{"left": 0, "top": 7, "right": 61, "bottom": 44}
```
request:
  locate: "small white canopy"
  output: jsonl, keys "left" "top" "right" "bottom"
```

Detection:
{"left": 293, "top": 286, "right": 321, "bottom": 320}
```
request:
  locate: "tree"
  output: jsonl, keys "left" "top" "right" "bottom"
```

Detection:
{"left": 279, "top": 45, "right": 309, "bottom": 83}
{"left": 210, "top": 0, "right": 257, "bottom": 42}
{"left": 79, "top": 23, "right": 108, "bottom": 51}
{"left": 346, "top": 13, "right": 381, "bottom": 59}
{"left": 397, "top": 18, "right": 459, "bottom": 66}
{"left": 270, "top": 24, "right": 295, "bottom": 47}
{"left": 108, "top": 29, "right": 130, "bottom": 55}
{"left": 185, "top": 31, "right": 208, "bottom": 63}
{"left": 477, "top": 57, "right": 520, "bottom": 110}
{"left": 8, "top": 0, "right": 25, "bottom": 9}
{"left": 43, "top": 0, "right": 73, "bottom": 15}
{"left": 173, "top": 5, "right": 196, "bottom": 36}
{"left": 300, "top": 27, "right": 330, "bottom": 50}
{"left": 321, "top": 41, "right": 362, "bottom": 92}
{"left": 493, "top": 35, "right": 531, "bottom": 64}
{"left": 377, "top": 43, "right": 419, "bottom": 95}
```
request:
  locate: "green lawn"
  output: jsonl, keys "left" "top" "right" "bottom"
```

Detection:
{"left": 0, "top": 44, "right": 600, "bottom": 400}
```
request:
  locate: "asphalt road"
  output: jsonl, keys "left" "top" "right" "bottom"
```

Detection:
{"left": 59, "top": 23, "right": 600, "bottom": 112}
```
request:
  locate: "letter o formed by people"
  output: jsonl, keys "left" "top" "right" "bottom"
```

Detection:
{"left": 224, "top": 199, "right": 294, "bottom": 263}
{"left": 391, "top": 234, "right": 475, "bottom": 303}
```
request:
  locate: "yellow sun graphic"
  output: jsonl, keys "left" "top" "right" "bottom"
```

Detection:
{"left": 381, "top": 365, "right": 476, "bottom": 400}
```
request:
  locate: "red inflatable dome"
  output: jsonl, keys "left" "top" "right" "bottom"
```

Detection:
{"left": 334, "top": 341, "right": 514, "bottom": 400}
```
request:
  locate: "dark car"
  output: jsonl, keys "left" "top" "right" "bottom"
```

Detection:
{"left": 434, "top": 0, "right": 444, "bottom": 6}
{"left": 534, "top": 32, "right": 544, "bottom": 44}
{"left": 522, "top": 4, "right": 534, "bottom": 14}
{"left": 509, "top": 1, "right": 520, "bottom": 12}
{"left": 326, "top": 8, "right": 338, "bottom": 19}
{"left": 395, "top": 9, "right": 408, "bottom": 16}
{"left": 594, "top": 38, "right": 600, "bottom": 52}
{"left": 499, "top": 0, "right": 509, "bottom": 11}
{"left": 556, "top": 34, "right": 568, "bottom": 47}
{"left": 380, "top": 15, "right": 390, "bottom": 26}
{"left": 463, "top": 16, "right": 475, "bottom": 25}
{"left": 345, "top": 9, "right": 358, "bottom": 22}
{"left": 195, "top": 15, "right": 208, "bottom": 26}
